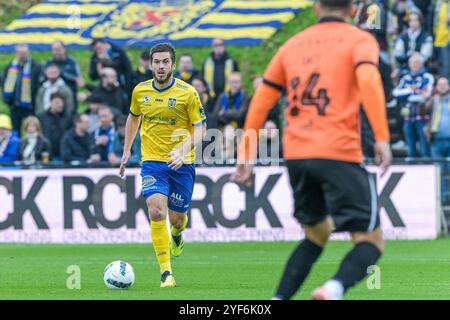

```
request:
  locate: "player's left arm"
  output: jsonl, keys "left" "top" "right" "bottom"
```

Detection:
{"left": 354, "top": 34, "right": 391, "bottom": 175}
{"left": 168, "top": 89, "right": 207, "bottom": 170}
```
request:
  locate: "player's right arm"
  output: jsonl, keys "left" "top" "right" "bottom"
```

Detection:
{"left": 120, "top": 88, "right": 141, "bottom": 177}
{"left": 354, "top": 34, "right": 392, "bottom": 175}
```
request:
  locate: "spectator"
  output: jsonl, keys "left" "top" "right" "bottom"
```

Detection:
{"left": 2, "top": 44, "right": 42, "bottom": 133}
{"left": 108, "top": 115, "right": 141, "bottom": 165}
{"left": 46, "top": 41, "right": 85, "bottom": 111}
{"left": 0, "top": 114, "right": 20, "bottom": 163}
{"left": 18, "top": 116, "right": 52, "bottom": 164}
{"left": 394, "top": 11, "right": 433, "bottom": 75}
{"left": 355, "top": 0, "right": 393, "bottom": 101}
{"left": 175, "top": 54, "right": 200, "bottom": 84}
{"left": 392, "top": 0, "right": 420, "bottom": 34}
{"left": 213, "top": 72, "right": 250, "bottom": 161}
{"left": 94, "top": 106, "right": 116, "bottom": 162}
{"left": 430, "top": 0, "right": 450, "bottom": 78}
{"left": 252, "top": 75, "right": 282, "bottom": 162}
{"left": 37, "top": 92, "right": 72, "bottom": 160}
{"left": 132, "top": 51, "right": 153, "bottom": 89}
{"left": 60, "top": 114, "right": 100, "bottom": 164}
{"left": 84, "top": 95, "right": 105, "bottom": 134}
{"left": 90, "top": 67, "right": 128, "bottom": 115}
{"left": 192, "top": 76, "right": 214, "bottom": 128}
{"left": 202, "top": 38, "right": 239, "bottom": 103}
{"left": 214, "top": 72, "right": 250, "bottom": 129}
{"left": 89, "top": 38, "right": 133, "bottom": 97}
{"left": 35, "top": 63, "right": 74, "bottom": 116}
{"left": 393, "top": 52, "right": 434, "bottom": 157}
{"left": 427, "top": 77, "right": 450, "bottom": 200}
{"left": 252, "top": 76, "right": 281, "bottom": 129}
{"left": 428, "top": 77, "right": 450, "bottom": 155}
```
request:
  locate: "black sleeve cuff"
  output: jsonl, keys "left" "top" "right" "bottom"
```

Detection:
{"left": 262, "top": 78, "right": 285, "bottom": 91}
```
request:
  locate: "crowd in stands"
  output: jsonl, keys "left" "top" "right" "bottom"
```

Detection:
{"left": 0, "top": 0, "right": 448, "bottom": 169}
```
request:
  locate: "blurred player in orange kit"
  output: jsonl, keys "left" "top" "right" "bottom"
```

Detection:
{"left": 232, "top": 0, "right": 392, "bottom": 300}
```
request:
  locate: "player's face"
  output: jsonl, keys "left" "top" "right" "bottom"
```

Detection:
{"left": 151, "top": 52, "right": 175, "bottom": 84}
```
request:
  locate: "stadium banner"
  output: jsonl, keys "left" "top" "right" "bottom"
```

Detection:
{"left": 0, "top": 0, "right": 312, "bottom": 52}
{"left": 0, "top": 165, "right": 441, "bottom": 243}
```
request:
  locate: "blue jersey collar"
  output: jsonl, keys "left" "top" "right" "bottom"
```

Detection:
{"left": 152, "top": 78, "right": 175, "bottom": 93}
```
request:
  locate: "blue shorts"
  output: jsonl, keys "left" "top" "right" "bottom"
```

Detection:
{"left": 140, "top": 161, "right": 195, "bottom": 213}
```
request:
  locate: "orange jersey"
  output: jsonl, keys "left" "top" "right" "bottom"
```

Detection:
{"left": 243, "top": 17, "right": 389, "bottom": 163}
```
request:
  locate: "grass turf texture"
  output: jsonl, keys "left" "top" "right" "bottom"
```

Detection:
{"left": 1, "top": 238, "right": 449, "bottom": 300}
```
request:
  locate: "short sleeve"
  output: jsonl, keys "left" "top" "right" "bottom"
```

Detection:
{"left": 129, "top": 87, "right": 141, "bottom": 116}
{"left": 353, "top": 33, "right": 380, "bottom": 68}
{"left": 263, "top": 47, "right": 287, "bottom": 90}
{"left": 187, "top": 88, "right": 207, "bottom": 126}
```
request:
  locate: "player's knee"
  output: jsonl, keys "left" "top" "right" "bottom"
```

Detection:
{"left": 169, "top": 214, "right": 184, "bottom": 228}
{"left": 351, "top": 229, "right": 384, "bottom": 253}
{"left": 146, "top": 198, "right": 166, "bottom": 221}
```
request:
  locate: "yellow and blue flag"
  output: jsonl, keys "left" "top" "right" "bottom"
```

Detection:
{"left": 0, "top": 0, "right": 311, "bottom": 52}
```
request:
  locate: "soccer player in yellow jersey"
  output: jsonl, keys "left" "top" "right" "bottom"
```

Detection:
{"left": 119, "top": 43, "right": 207, "bottom": 288}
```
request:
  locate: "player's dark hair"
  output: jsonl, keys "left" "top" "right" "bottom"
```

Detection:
{"left": 150, "top": 43, "right": 176, "bottom": 64}
{"left": 319, "top": 0, "right": 352, "bottom": 9}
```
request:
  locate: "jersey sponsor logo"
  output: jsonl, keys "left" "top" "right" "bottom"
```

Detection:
{"left": 168, "top": 98, "right": 177, "bottom": 109}
{"left": 143, "top": 95, "right": 151, "bottom": 103}
{"left": 142, "top": 175, "right": 157, "bottom": 191}
{"left": 155, "top": 98, "right": 164, "bottom": 103}
{"left": 143, "top": 115, "right": 177, "bottom": 125}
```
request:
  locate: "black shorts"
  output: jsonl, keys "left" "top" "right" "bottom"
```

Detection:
{"left": 287, "top": 159, "right": 379, "bottom": 233}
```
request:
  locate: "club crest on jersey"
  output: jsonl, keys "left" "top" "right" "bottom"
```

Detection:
{"left": 168, "top": 98, "right": 177, "bottom": 109}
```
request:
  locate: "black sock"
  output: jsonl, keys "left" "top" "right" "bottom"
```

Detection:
{"left": 332, "top": 242, "right": 382, "bottom": 292}
{"left": 274, "top": 239, "right": 323, "bottom": 300}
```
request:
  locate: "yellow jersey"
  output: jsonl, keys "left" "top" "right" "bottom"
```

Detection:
{"left": 130, "top": 78, "right": 207, "bottom": 164}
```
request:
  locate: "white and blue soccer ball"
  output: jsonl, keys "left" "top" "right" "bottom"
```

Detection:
{"left": 103, "top": 260, "right": 135, "bottom": 289}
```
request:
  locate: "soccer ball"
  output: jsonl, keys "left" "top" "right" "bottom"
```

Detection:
{"left": 103, "top": 260, "right": 135, "bottom": 289}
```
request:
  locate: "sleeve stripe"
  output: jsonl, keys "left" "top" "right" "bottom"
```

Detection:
{"left": 192, "top": 119, "right": 207, "bottom": 126}
{"left": 129, "top": 110, "right": 141, "bottom": 117}
{"left": 355, "top": 61, "right": 378, "bottom": 69}
{"left": 262, "top": 78, "right": 285, "bottom": 91}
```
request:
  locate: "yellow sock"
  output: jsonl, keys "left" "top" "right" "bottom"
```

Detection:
{"left": 151, "top": 219, "right": 171, "bottom": 274}
{"left": 171, "top": 215, "right": 188, "bottom": 236}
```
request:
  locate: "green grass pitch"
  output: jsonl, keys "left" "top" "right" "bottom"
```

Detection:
{"left": 1, "top": 239, "right": 449, "bottom": 300}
